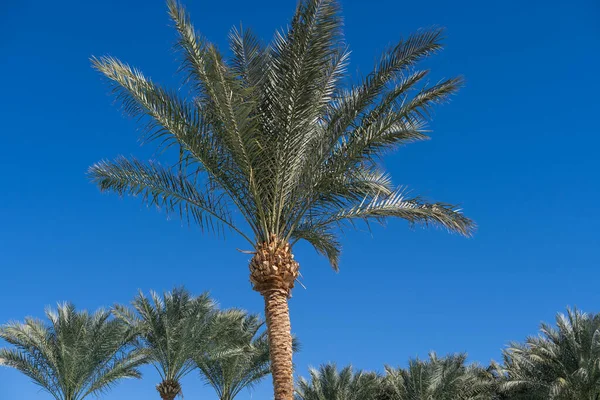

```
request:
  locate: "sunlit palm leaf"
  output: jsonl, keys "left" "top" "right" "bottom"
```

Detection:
{"left": 0, "top": 304, "right": 144, "bottom": 400}
{"left": 91, "top": 0, "right": 474, "bottom": 267}
{"left": 496, "top": 308, "right": 600, "bottom": 400}
{"left": 295, "top": 364, "right": 381, "bottom": 400}
{"left": 196, "top": 311, "right": 272, "bottom": 400}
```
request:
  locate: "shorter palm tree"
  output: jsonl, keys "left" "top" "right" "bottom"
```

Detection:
{"left": 0, "top": 303, "right": 145, "bottom": 400}
{"left": 383, "top": 352, "right": 493, "bottom": 400}
{"left": 112, "top": 288, "right": 217, "bottom": 400}
{"left": 496, "top": 308, "right": 600, "bottom": 400}
{"left": 195, "top": 310, "right": 271, "bottom": 400}
{"left": 295, "top": 364, "right": 382, "bottom": 400}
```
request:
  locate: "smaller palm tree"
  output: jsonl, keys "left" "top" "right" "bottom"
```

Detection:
{"left": 496, "top": 308, "right": 600, "bottom": 400}
{"left": 112, "top": 288, "right": 217, "bottom": 400}
{"left": 195, "top": 310, "right": 271, "bottom": 400}
{"left": 383, "top": 352, "right": 493, "bottom": 400}
{"left": 0, "top": 303, "right": 145, "bottom": 400}
{"left": 295, "top": 364, "right": 382, "bottom": 400}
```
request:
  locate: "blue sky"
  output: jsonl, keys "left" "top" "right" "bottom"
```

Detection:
{"left": 1, "top": 0, "right": 599, "bottom": 398}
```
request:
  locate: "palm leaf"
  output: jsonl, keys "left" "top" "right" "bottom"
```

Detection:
{"left": 92, "top": 0, "right": 474, "bottom": 267}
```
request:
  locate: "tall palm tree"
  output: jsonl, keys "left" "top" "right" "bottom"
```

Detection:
{"left": 383, "top": 352, "right": 493, "bottom": 400}
{"left": 89, "top": 0, "right": 474, "bottom": 398}
{"left": 495, "top": 308, "right": 600, "bottom": 400}
{"left": 195, "top": 310, "right": 271, "bottom": 400}
{"left": 112, "top": 288, "right": 217, "bottom": 400}
{"left": 0, "top": 303, "right": 145, "bottom": 400}
{"left": 295, "top": 364, "right": 382, "bottom": 400}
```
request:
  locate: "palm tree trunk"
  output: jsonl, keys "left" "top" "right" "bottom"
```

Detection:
{"left": 263, "top": 289, "right": 294, "bottom": 400}
{"left": 249, "top": 235, "right": 299, "bottom": 400}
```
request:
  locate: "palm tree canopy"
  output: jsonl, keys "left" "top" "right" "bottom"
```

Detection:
{"left": 295, "top": 363, "right": 382, "bottom": 400}
{"left": 89, "top": 0, "right": 474, "bottom": 268}
{"left": 112, "top": 287, "right": 217, "bottom": 383}
{"left": 195, "top": 309, "right": 272, "bottom": 400}
{"left": 383, "top": 352, "right": 494, "bottom": 400}
{"left": 496, "top": 308, "right": 600, "bottom": 400}
{"left": 0, "top": 303, "right": 144, "bottom": 400}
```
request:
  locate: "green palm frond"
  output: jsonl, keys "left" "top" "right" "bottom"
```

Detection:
{"left": 291, "top": 225, "right": 341, "bottom": 271}
{"left": 0, "top": 347, "right": 59, "bottom": 398}
{"left": 383, "top": 352, "right": 494, "bottom": 400}
{"left": 196, "top": 311, "right": 273, "bottom": 400}
{"left": 113, "top": 288, "right": 217, "bottom": 384}
{"left": 496, "top": 308, "right": 600, "bottom": 400}
{"left": 324, "top": 27, "right": 446, "bottom": 144}
{"left": 300, "top": 189, "right": 474, "bottom": 239}
{"left": 88, "top": 157, "right": 251, "bottom": 242}
{"left": 81, "top": 349, "right": 146, "bottom": 398}
{"left": 91, "top": 55, "right": 259, "bottom": 238}
{"left": 0, "top": 303, "right": 144, "bottom": 400}
{"left": 92, "top": 0, "right": 474, "bottom": 267}
{"left": 228, "top": 26, "right": 268, "bottom": 88}
{"left": 295, "top": 364, "right": 381, "bottom": 400}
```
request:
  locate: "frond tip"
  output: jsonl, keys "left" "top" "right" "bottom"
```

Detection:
{"left": 291, "top": 226, "right": 341, "bottom": 271}
{"left": 311, "top": 189, "right": 475, "bottom": 238}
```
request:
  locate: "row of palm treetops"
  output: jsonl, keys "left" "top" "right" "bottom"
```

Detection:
{"left": 0, "top": 288, "right": 597, "bottom": 400}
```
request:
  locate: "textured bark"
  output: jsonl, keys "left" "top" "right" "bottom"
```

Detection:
{"left": 263, "top": 289, "right": 294, "bottom": 400}
{"left": 249, "top": 235, "right": 298, "bottom": 400}
{"left": 249, "top": 235, "right": 299, "bottom": 294}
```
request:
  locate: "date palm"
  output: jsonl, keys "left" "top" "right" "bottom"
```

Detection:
{"left": 89, "top": 0, "right": 474, "bottom": 398}
{"left": 0, "top": 303, "right": 145, "bottom": 400}
{"left": 112, "top": 288, "right": 217, "bottom": 400}
{"left": 495, "top": 308, "right": 600, "bottom": 400}
{"left": 196, "top": 310, "right": 271, "bottom": 400}
{"left": 295, "top": 364, "right": 382, "bottom": 400}
{"left": 383, "top": 353, "right": 493, "bottom": 400}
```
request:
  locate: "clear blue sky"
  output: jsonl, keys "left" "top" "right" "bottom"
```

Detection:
{"left": 1, "top": 0, "right": 599, "bottom": 398}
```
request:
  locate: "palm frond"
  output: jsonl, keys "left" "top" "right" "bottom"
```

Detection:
{"left": 92, "top": 0, "right": 473, "bottom": 268}
{"left": 383, "top": 353, "right": 494, "bottom": 400}
{"left": 0, "top": 348, "right": 61, "bottom": 399}
{"left": 113, "top": 288, "right": 218, "bottom": 386}
{"left": 306, "top": 188, "right": 474, "bottom": 237}
{"left": 295, "top": 364, "right": 381, "bottom": 400}
{"left": 325, "top": 27, "right": 445, "bottom": 144}
{"left": 228, "top": 26, "right": 268, "bottom": 88}
{"left": 88, "top": 156, "right": 252, "bottom": 243}
{"left": 0, "top": 303, "right": 143, "bottom": 400}
{"left": 291, "top": 225, "right": 341, "bottom": 271}
{"left": 195, "top": 310, "right": 273, "bottom": 400}
{"left": 497, "top": 308, "right": 600, "bottom": 399}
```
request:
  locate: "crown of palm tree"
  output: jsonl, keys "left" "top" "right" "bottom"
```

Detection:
{"left": 89, "top": 1, "right": 474, "bottom": 398}
{"left": 383, "top": 352, "right": 494, "bottom": 400}
{"left": 0, "top": 303, "right": 145, "bottom": 400}
{"left": 295, "top": 364, "right": 382, "bottom": 400}
{"left": 496, "top": 308, "right": 600, "bottom": 400}
{"left": 89, "top": 0, "right": 474, "bottom": 269}
{"left": 195, "top": 309, "right": 272, "bottom": 400}
{"left": 112, "top": 288, "right": 216, "bottom": 390}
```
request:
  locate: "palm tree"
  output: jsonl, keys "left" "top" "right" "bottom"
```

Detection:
{"left": 195, "top": 310, "right": 271, "bottom": 400}
{"left": 112, "top": 288, "right": 217, "bottom": 400}
{"left": 88, "top": 0, "right": 474, "bottom": 398}
{"left": 295, "top": 364, "right": 382, "bottom": 400}
{"left": 495, "top": 308, "right": 600, "bottom": 400}
{"left": 0, "top": 303, "right": 145, "bottom": 400}
{"left": 382, "top": 352, "right": 493, "bottom": 400}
